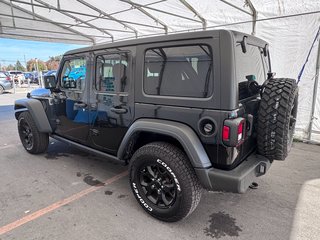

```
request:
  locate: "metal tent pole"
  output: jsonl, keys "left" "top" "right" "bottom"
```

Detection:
{"left": 307, "top": 40, "right": 320, "bottom": 140}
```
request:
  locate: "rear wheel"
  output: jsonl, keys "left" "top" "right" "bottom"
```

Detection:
{"left": 129, "top": 142, "right": 202, "bottom": 222}
{"left": 0, "top": 85, "right": 4, "bottom": 94}
{"left": 18, "top": 111, "right": 49, "bottom": 154}
{"left": 257, "top": 78, "right": 298, "bottom": 160}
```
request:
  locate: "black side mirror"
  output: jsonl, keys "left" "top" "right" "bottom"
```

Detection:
{"left": 44, "top": 75, "right": 57, "bottom": 89}
{"left": 240, "top": 36, "right": 247, "bottom": 53}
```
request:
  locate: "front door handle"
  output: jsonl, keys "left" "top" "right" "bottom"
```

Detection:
{"left": 74, "top": 102, "right": 87, "bottom": 108}
{"left": 110, "top": 107, "right": 127, "bottom": 114}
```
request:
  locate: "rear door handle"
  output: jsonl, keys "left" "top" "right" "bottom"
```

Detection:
{"left": 110, "top": 107, "right": 127, "bottom": 114}
{"left": 74, "top": 102, "right": 87, "bottom": 108}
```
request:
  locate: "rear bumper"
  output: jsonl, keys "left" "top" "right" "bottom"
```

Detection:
{"left": 195, "top": 154, "right": 271, "bottom": 193}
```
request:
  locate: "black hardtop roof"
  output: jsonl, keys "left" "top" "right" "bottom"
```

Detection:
{"left": 65, "top": 29, "right": 268, "bottom": 56}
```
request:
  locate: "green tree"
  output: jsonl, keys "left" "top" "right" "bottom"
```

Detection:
{"left": 15, "top": 60, "right": 26, "bottom": 71}
{"left": 6, "top": 64, "right": 15, "bottom": 71}
{"left": 26, "top": 59, "right": 46, "bottom": 71}
{"left": 46, "top": 55, "right": 61, "bottom": 70}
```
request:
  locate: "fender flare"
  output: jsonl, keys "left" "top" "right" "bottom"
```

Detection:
{"left": 117, "top": 119, "right": 212, "bottom": 169}
{"left": 14, "top": 98, "right": 52, "bottom": 133}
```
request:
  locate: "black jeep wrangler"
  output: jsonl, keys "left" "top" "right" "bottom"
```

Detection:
{"left": 14, "top": 30, "right": 298, "bottom": 222}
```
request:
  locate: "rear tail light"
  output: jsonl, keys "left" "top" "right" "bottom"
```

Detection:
{"left": 222, "top": 126, "right": 230, "bottom": 141}
{"left": 5, "top": 76, "right": 11, "bottom": 81}
{"left": 237, "top": 121, "right": 244, "bottom": 141}
{"left": 222, "top": 117, "right": 246, "bottom": 147}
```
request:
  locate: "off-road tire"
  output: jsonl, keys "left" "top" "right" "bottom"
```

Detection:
{"left": 0, "top": 85, "right": 4, "bottom": 94}
{"left": 257, "top": 78, "right": 298, "bottom": 160}
{"left": 129, "top": 142, "right": 202, "bottom": 222}
{"left": 18, "top": 111, "right": 49, "bottom": 154}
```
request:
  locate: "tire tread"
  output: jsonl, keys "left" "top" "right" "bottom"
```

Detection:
{"left": 257, "top": 78, "right": 298, "bottom": 160}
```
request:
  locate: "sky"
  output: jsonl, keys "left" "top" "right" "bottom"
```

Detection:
{"left": 0, "top": 38, "right": 85, "bottom": 67}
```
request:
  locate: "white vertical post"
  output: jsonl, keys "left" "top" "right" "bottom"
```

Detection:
{"left": 13, "top": 74, "right": 16, "bottom": 94}
{"left": 35, "top": 58, "right": 41, "bottom": 88}
{"left": 307, "top": 40, "right": 320, "bottom": 140}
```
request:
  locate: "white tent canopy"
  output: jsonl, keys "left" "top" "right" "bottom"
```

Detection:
{"left": 0, "top": 0, "right": 320, "bottom": 141}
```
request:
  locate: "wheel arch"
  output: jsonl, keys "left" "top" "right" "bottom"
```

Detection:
{"left": 14, "top": 98, "right": 52, "bottom": 133}
{"left": 117, "top": 119, "right": 212, "bottom": 169}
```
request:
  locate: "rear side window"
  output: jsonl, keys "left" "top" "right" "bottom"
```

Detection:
{"left": 144, "top": 45, "right": 213, "bottom": 98}
{"left": 60, "top": 58, "right": 86, "bottom": 91}
{"left": 235, "top": 44, "right": 267, "bottom": 100}
{"left": 9, "top": 71, "right": 22, "bottom": 75}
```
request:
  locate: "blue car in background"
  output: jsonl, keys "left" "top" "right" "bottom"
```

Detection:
{"left": 24, "top": 72, "right": 39, "bottom": 84}
{"left": 24, "top": 72, "right": 33, "bottom": 80}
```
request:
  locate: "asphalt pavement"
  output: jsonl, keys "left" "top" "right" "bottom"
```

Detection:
{"left": 0, "top": 91, "right": 319, "bottom": 240}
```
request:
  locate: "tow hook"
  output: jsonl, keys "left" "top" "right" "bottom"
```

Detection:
{"left": 249, "top": 182, "right": 259, "bottom": 189}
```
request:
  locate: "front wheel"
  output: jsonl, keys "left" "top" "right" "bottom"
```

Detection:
{"left": 18, "top": 111, "right": 49, "bottom": 154}
{"left": 129, "top": 142, "right": 202, "bottom": 222}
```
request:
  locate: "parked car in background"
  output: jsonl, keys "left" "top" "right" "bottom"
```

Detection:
{"left": 24, "top": 72, "right": 33, "bottom": 80}
{"left": 8, "top": 71, "right": 25, "bottom": 84}
{"left": 0, "top": 71, "right": 13, "bottom": 94}
{"left": 32, "top": 72, "right": 39, "bottom": 84}
{"left": 23, "top": 72, "right": 40, "bottom": 84}
{"left": 24, "top": 72, "right": 33, "bottom": 83}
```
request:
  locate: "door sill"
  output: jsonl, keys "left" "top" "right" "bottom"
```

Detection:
{"left": 50, "top": 134, "right": 126, "bottom": 165}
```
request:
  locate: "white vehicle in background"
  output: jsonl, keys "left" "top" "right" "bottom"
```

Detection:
{"left": 8, "top": 71, "right": 26, "bottom": 85}
{"left": 0, "top": 71, "right": 13, "bottom": 94}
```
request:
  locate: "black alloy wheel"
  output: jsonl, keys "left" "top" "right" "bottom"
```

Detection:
{"left": 129, "top": 142, "right": 202, "bottom": 222}
{"left": 139, "top": 164, "right": 177, "bottom": 208}
{"left": 17, "top": 111, "right": 49, "bottom": 154}
{"left": 19, "top": 118, "right": 34, "bottom": 150}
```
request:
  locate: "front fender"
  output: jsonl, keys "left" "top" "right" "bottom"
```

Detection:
{"left": 14, "top": 98, "right": 52, "bottom": 133}
{"left": 117, "top": 119, "right": 212, "bottom": 169}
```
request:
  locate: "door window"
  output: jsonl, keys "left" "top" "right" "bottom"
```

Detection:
{"left": 95, "top": 53, "right": 129, "bottom": 93}
{"left": 60, "top": 58, "right": 87, "bottom": 91}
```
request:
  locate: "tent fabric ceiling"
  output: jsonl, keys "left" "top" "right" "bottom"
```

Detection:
{"left": 0, "top": 0, "right": 266, "bottom": 44}
{"left": 0, "top": 0, "right": 318, "bottom": 44}
{"left": 0, "top": 0, "right": 320, "bottom": 141}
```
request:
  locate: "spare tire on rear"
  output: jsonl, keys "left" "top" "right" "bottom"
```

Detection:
{"left": 257, "top": 78, "right": 298, "bottom": 160}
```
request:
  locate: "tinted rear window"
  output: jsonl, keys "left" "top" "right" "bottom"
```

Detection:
{"left": 10, "top": 71, "right": 23, "bottom": 75}
{"left": 144, "top": 44, "right": 213, "bottom": 98}
{"left": 235, "top": 44, "right": 268, "bottom": 100}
